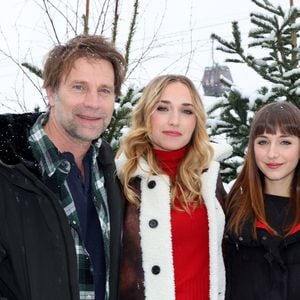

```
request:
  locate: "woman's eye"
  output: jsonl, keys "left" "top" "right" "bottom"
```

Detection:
{"left": 182, "top": 109, "right": 193, "bottom": 115}
{"left": 256, "top": 139, "right": 268, "bottom": 145}
{"left": 156, "top": 105, "right": 168, "bottom": 112}
{"left": 281, "top": 140, "right": 292, "bottom": 145}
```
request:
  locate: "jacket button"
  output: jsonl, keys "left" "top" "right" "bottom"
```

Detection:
{"left": 149, "top": 219, "right": 158, "bottom": 228}
{"left": 238, "top": 236, "right": 243, "bottom": 241}
{"left": 151, "top": 265, "right": 160, "bottom": 275}
{"left": 148, "top": 180, "right": 156, "bottom": 189}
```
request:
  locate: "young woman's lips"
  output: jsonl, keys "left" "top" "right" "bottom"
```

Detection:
{"left": 163, "top": 130, "right": 182, "bottom": 137}
{"left": 266, "top": 163, "right": 282, "bottom": 169}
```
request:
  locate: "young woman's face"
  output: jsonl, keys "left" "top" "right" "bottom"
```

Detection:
{"left": 149, "top": 82, "right": 197, "bottom": 151}
{"left": 254, "top": 130, "right": 300, "bottom": 195}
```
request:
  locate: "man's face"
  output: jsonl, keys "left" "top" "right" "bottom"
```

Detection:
{"left": 46, "top": 57, "right": 115, "bottom": 144}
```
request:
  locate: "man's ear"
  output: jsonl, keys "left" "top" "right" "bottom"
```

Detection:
{"left": 46, "top": 87, "right": 56, "bottom": 107}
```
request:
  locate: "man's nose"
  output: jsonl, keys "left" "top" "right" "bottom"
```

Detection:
{"left": 83, "top": 90, "right": 101, "bottom": 108}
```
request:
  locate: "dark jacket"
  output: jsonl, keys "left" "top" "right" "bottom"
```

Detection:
{"left": 0, "top": 113, "right": 124, "bottom": 300}
{"left": 224, "top": 219, "right": 300, "bottom": 300}
{"left": 0, "top": 161, "right": 79, "bottom": 300}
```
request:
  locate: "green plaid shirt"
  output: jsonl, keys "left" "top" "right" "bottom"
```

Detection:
{"left": 28, "top": 113, "right": 110, "bottom": 300}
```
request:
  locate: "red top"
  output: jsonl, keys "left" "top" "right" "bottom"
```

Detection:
{"left": 154, "top": 147, "right": 209, "bottom": 300}
{"left": 256, "top": 220, "right": 300, "bottom": 236}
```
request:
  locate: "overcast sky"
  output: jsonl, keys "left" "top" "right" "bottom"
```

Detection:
{"left": 0, "top": 0, "right": 298, "bottom": 112}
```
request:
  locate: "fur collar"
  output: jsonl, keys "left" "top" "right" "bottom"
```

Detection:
{"left": 115, "top": 142, "right": 232, "bottom": 178}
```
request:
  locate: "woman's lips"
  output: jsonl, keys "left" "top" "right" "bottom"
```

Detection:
{"left": 266, "top": 163, "right": 282, "bottom": 169}
{"left": 163, "top": 130, "right": 182, "bottom": 137}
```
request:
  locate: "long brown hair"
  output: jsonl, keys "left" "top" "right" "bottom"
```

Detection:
{"left": 116, "top": 74, "right": 213, "bottom": 209}
{"left": 226, "top": 101, "right": 300, "bottom": 237}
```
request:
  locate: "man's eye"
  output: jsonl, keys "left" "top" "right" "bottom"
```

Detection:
{"left": 73, "top": 84, "right": 85, "bottom": 91}
{"left": 99, "top": 88, "right": 113, "bottom": 96}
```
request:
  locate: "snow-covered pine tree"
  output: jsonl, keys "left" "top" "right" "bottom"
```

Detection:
{"left": 103, "top": 85, "right": 141, "bottom": 154}
{"left": 207, "top": 81, "right": 272, "bottom": 182}
{"left": 208, "top": 0, "right": 300, "bottom": 182}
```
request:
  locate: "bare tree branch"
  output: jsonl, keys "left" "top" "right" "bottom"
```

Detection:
{"left": 35, "top": 0, "right": 78, "bottom": 37}
{"left": 124, "top": 0, "right": 139, "bottom": 72}
{"left": 42, "top": 0, "right": 61, "bottom": 43}
{"left": 99, "top": 0, "right": 111, "bottom": 35}
{"left": 184, "top": 2, "right": 195, "bottom": 74}
{"left": 111, "top": 0, "right": 120, "bottom": 44}
{"left": 83, "top": 0, "right": 90, "bottom": 34}
{"left": 0, "top": 29, "right": 46, "bottom": 107}
{"left": 125, "top": 1, "right": 166, "bottom": 80}
{"left": 1, "top": 0, "right": 187, "bottom": 112}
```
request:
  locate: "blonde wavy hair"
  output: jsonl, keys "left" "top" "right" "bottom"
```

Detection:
{"left": 116, "top": 74, "right": 213, "bottom": 209}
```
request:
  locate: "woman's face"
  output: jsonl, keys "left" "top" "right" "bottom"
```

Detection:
{"left": 149, "top": 82, "right": 197, "bottom": 151}
{"left": 254, "top": 129, "right": 300, "bottom": 196}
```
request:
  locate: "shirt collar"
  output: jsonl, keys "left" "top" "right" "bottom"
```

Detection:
{"left": 28, "top": 112, "right": 102, "bottom": 177}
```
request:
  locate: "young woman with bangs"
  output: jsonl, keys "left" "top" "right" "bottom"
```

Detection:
{"left": 115, "top": 74, "right": 232, "bottom": 300}
{"left": 224, "top": 101, "right": 300, "bottom": 300}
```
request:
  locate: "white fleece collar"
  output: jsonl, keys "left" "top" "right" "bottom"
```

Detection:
{"left": 115, "top": 142, "right": 232, "bottom": 177}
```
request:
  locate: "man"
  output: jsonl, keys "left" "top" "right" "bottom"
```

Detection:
{"left": 0, "top": 35, "right": 125, "bottom": 300}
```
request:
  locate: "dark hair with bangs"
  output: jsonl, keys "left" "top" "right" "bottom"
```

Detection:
{"left": 43, "top": 34, "right": 126, "bottom": 96}
{"left": 253, "top": 101, "right": 299, "bottom": 137}
{"left": 226, "top": 101, "right": 300, "bottom": 237}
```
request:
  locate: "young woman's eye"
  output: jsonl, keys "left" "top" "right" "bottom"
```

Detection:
{"left": 156, "top": 105, "right": 168, "bottom": 112}
{"left": 281, "top": 140, "right": 292, "bottom": 145}
{"left": 182, "top": 109, "right": 194, "bottom": 115}
{"left": 256, "top": 139, "right": 268, "bottom": 145}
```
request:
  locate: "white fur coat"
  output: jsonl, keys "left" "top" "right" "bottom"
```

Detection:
{"left": 116, "top": 143, "right": 232, "bottom": 300}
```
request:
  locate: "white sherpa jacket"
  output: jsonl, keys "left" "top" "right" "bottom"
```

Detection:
{"left": 116, "top": 143, "right": 232, "bottom": 300}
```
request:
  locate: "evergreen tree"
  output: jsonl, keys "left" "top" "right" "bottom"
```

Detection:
{"left": 103, "top": 85, "right": 141, "bottom": 154}
{"left": 208, "top": 0, "right": 300, "bottom": 182}
{"left": 207, "top": 82, "right": 271, "bottom": 182}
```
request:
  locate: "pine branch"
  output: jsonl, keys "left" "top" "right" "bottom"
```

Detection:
{"left": 224, "top": 58, "right": 244, "bottom": 63}
{"left": 252, "top": 0, "right": 281, "bottom": 16}
{"left": 21, "top": 63, "right": 43, "bottom": 79}
{"left": 250, "top": 13, "right": 277, "bottom": 30}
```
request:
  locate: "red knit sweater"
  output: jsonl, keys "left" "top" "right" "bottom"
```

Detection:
{"left": 154, "top": 147, "right": 209, "bottom": 300}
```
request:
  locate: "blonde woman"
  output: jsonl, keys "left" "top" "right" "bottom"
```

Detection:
{"left": 116, "top": 74, "right": 232, "bottom": 300}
